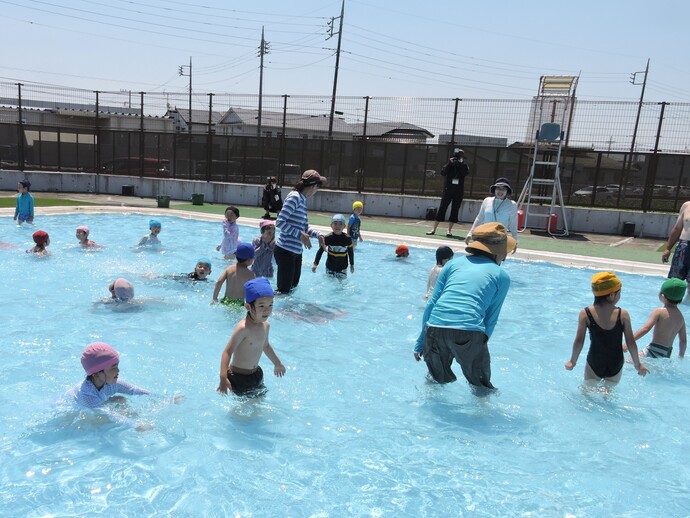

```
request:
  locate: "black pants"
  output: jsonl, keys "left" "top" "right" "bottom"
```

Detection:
{"left": 274, "top": 244, "right": 303, "bottom": 293}
{"left": 435, "top": 193, "right": 463, "bottom": 223}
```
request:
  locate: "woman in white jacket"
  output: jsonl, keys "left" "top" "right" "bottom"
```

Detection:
{"left": 465, "top": 177, "right": 518, "bottom": 251}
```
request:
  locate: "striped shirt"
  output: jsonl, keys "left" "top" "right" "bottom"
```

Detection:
{"left": 275, "top": 190, "right": 321, "bottom": 255}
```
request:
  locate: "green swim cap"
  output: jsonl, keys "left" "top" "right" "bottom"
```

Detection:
{"left": 661, "top": 278, "right": 687, "bottom": 303}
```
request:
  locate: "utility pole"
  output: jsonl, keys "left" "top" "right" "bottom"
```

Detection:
{"left": 629, "top": 58, "right": 650, "bottom": 157}
{"left": 178, "top": 57, "right": 193, "bottom": 134}
{"left": 257, "top": 26, "right": 270, "bottom": 137}
{"left": 327, "top": 0, "right": 344, "bottom": 138}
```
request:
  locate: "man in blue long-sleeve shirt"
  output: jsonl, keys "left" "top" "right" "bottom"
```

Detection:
{"left": 414, "top": 222, "right": 516, "bottom": 389}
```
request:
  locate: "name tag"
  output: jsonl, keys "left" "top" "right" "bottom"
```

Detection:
{"left": 452, "top": 178, "right": 460, "bottom": 185}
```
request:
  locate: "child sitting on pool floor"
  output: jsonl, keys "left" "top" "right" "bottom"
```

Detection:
{"left": 27, "top": 230, "right": 50, "bottom": 256}
{"left": 626, "top": 278, "right": 687, "bottom": 359}
{"left": 217, "top": 277, "right": 285, "bottom": 397}
{"left": 565, "top": 272, "right": 649, "bottom": 384}
{"left": 213, "top": 242, "right": 256, "bottom": 305}
{"left": 138, "top": 219, "right": 162, "bottom": 246}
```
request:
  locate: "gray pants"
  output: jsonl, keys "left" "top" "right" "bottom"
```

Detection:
{"left": 422, "top": 327, "right": 495, "bottom": 389}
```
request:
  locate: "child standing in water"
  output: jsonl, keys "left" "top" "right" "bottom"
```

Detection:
{"left": 216, "top": 206, "right": 240, "bottom": 260}
{"left": 14, "top": 179, "right": 34, "bottom": 225}
{"left": 75, "top": 226, "right": 100, "bottom": 247}
{"left": 629, "top": 278, "right": 687, "bottom": 358}
{"left": 213, "top": 242, "right": 256, "bottom": 305}
{"left": 138, "top": 220, "right": 162, "bottom": 246}
{"left": 251, "top": 220, "right": 276, "bottom": 278}
{"left": 425, "top": 245, "right": 454, "bottom": 300}
{"left": 217, "top": 277, "right": 286, "bottom": 396}
{"left": 565, "top": 272, "right": 649, "bottom": 384}
{"left": 28, "top": 230, "right": 50, "bottom": 256}
{"left": 348, "top": 201, "right": 364, "bottom": 248}
{"left": 312, "top": 214, "right": 354, "bottom": 278}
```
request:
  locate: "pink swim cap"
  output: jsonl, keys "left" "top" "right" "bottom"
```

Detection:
{"left": 77, "top": 226, "right": 90, "bottom": 236}
{"left": 81, "top": 342, "right": 119, "bottom": 375}
{"left": 112, "top": 278, "right": 134, "bottom": 301}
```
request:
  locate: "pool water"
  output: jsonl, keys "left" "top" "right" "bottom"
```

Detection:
{"left": 1, "top": 213, "right": 689, "bottom": 516}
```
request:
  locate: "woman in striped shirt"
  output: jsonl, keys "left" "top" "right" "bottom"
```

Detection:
{"left": 274, "top": 170, "right": 327, "bottom": 293}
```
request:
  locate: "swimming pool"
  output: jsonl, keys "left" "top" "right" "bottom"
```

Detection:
{"left": 1, "top": 213, "right": 689, "bottom": 516}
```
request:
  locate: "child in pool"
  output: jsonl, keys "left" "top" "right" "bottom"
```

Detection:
{"left": 395, "top": 244, "right": 409, "bottom": 258}
{"left": 348, "top": 201, "right": 364, "bottom": 248}
{"left": 217, "top": 278, "right": 286, "bottom": 396}
{"left": 186, "top": 258, "right": 212, "bottom": 281}
{"left": 27, "top": 230, "right": 50, "bottom": 256}
{"left": 75, "top": 225, "right": 100, "bottom": 248}
{"left": 565, "top": 272, "right": 649, "bottom": 384}
{"left": 216, "top": 206, "right": 240, "bottom": 260}
{"left": 626, "top": 278, "right": 687, "bottom": 359}
{"left": 138, "top": 219, "right": 162, "bottom": 246}
{"left": 425, "top": 245, "right": 454, "bottom": 300}
{"left": 107, "top": 278, "right": 135, "bottom": 302}
{"left": 14, "top": 179, "right": 34, "bottom": 225}
{"left": 251, "top": 220, "right": 276, "bottom": 278}
{"left": 213, "top": 242, "right": 256, "bottom": 305}
{"left": 312, "top": 214, "right": 354, "bottom": 278}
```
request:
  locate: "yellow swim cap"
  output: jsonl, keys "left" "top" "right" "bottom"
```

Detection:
{"left": 353, "top": 201, "right": 363, "bottom": 211}
{"left": 591, "top": 271, "right": 622, "bottom": 296}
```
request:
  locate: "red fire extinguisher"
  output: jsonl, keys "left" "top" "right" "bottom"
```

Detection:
{"left": 517, "top": 209, "right": 525, "bottom": 230}
{"left": 547, "top": 212, "right": 558, "bottom": 233}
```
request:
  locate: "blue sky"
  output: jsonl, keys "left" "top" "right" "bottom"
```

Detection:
{"left": 1, "top": 0, "right": 688, "bottom": 102}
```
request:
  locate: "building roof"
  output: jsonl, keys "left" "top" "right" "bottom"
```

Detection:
{"left": 219, "top": 107, "right": 353, "bottom": 135}
{"left": 167, "top": 108, "right": 225, "bottom": 125}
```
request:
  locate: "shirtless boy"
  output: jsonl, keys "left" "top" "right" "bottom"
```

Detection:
{"left": 216, "top": 277, "right": 286, "bottom": 396}
{"left": 628, "top": 278, "right": 687, "bottom": 358}
{"left": 212, "top": 242, "right": 256, "bottom": 305}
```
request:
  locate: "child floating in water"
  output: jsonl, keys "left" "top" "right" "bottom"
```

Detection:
{"left": 395, "top": 244, "right": 409, "bottom": 258}
{"left": 251, "top": 220, "right": 276, "bottom": 278}
{"left": 14, "top": 179, "right": 34, "bottom": 225}
{"left": 213, "top": 242, "right": 256, "bottom": 305}
{"left": 187, "top": 258, "right": 212, "bottom": 281}
{"left": 216, "top": 206, "right": 240, "bottom": 260}
{"left": 565, "top": 272, "right": 648, "bottom": 384}
{"left": 425, "top": 245, "right": 454, "bottom": 300}
{"left": 27, "top": 230, "right": 50, "bottom": 256}
{"left": 627, "top": 278, "right": 687, "bottom": 358}
{"left": 348, "top": 201, "right": 364, "bottom": 248}
{"left": 138, "top": 220, "right": 162, "bottom": 246}
{"left": 217, "top": 277, "right": 285, "bottom": 397}
{"left": 108, "top": 278, "right": 135, "bottom": 302}
{"left": 76, "top": 225, "right": 100, "bottom": 248}
{"left": 312, "top": 214, "right": 354, "bottom": 278}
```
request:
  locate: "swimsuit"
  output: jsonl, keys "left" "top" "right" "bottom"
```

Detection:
{"left": 585, "top": 306, "right": 625, "bottom": 378}
{"left": 348, "top": 214, "right": 361, "bottom": 241}
{"left": 220, "top": 297, "right": 244, "bottom": 307}
{"left": 226, "top": 366, "right": 265, "bottom": 396}
{"left": 313, "top": 232, "right": 354, "bottom": 274}
{"left": 668, "top": 240, "right": 690, "bottom": 282}
{"left": 219, "top": 220, "right": 239, "bottom": 256}
{"left": 646, "top": 342, "right": 672, "bottom": 358}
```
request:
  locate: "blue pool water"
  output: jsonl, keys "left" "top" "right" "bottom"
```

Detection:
{"left": 1, "top": 213, "right": 689, "bottom": 516}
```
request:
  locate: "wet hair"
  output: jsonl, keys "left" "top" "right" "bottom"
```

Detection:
{"left": 225, "top": 206, "right": 240, "bottom": 218}
{"left": 593, "top": 290, "right": 619, "bottom": 306}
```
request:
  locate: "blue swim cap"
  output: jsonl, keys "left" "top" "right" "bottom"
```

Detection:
{"left": 244, "top": 277, "right": 275, "bottom": 303}
{"left": 197, "top": 257, "right": 212, "bottom": 269}
{"left": 149, "top": 219, "right": 161, "bottom": 228}
{"left": 331, "top": 214, "right": 346, "bottom": 224}
{"left": 236, "top": 242, "right": 255, "bottom": 261}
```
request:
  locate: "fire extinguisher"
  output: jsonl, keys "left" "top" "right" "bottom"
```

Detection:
{"left": 517, "top": 209, "right": 525, "bottom": 230}
{"left": 547, "top": 212, "right": 558, "bottom": 233}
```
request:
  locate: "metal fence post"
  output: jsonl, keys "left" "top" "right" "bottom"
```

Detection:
{"left": 450, "top": 98, "right": 460, "bottom": 147}
{"left": 642, "top": 101, "right": 668, "bottom": 212}
{"left": 280, "top": 94, "right": 288, "bottom": 185}
{"left": 16, "top": 83, "right": 24, "bottom": 170}
{"left": 358, "top": 96, "right": 370, "bottom": 193}
{"left": 139, "top": 92, "right": 145, "bottom": 177}
{"left": 94, "top": 91, "right": 100, "bottom": 192}
{"left": 207, "top": 93, "right": 214, "bottom": 182}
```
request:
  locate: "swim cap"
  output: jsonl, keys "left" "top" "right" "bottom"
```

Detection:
{"left": 353, "top": 201, "right": 363, "bottom": 211}
{"left": 331, "top": 214, "right": 346, "bottom": 224}
{"left": 19, "top": 179, "right": 31, "bottom": 188}
{"left": 235, "top": 242, "right": 255, "bottom": 261}
{"left": 435, "top": 245, "right": 454, "bottom": 264}
{"left": 149, "top": 219, "right": 161, "bottom": 228}
{"left": 591, "top": 272, "right": 622, "bottom": 296}
{"left": 197, "top": 257, "right": 212, "bottom": 269}
{"left": 395, "top": 244, "right": 409, "bottom": 257}
{"left": 77, "top": 225, "right": 90, "bottom": 236}
{"left": 81, "top": 342, "right": 119, "bottom": 375}
{"left": 661, "top": 278, "right": 687, "bottom": 303}
{"left": 244, "top": 277, "right": 275, "bottom": 303}
{"left": 259, "top": 220, "right": 275, "bottom": 230}
{"left": 112, "top": 278, "right": 134, "bottom": 301}
{"left": 32, "top": 230, "right": 49, "bottom": 245}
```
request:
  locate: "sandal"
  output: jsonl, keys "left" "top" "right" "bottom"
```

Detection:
{"left": 446, "top": 233, "right": 453, "bottom": 237}
{"left": 425, "top": 230, "right": 435, "bottom": 235}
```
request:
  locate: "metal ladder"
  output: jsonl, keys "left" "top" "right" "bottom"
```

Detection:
{"left": 517, "top": 75, "right": 578, "bottom": 237}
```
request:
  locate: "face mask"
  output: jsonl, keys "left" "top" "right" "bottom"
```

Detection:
{"left": 458, "top": 158, "right": 464, "bottom": 163}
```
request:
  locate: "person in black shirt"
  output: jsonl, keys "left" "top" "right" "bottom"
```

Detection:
{"left": 262, "top": 176, "right": 283, "bottom": 220}
{"left": 427, "top": 148, "right": 470, "bottom": 237}
{"left": 312, "top": 214, "right": 354, "bottom": 279}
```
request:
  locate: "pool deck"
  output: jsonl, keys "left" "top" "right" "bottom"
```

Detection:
{"left": 1, "top": 191, "right": 669, "bottom": 276}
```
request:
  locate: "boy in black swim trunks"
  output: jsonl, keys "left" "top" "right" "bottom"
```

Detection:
{"left": 627, "top": 278, "right": 687, "bottom": 359}
{"left": 565, "top": 272, "right": 648, "bottom": 384}
{"left": 216, "top": 278, "right": 286, "bottom": 396}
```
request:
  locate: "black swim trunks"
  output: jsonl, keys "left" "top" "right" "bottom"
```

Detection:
{"left": 227, "top": 366, "right": 265, "bottom": 396}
